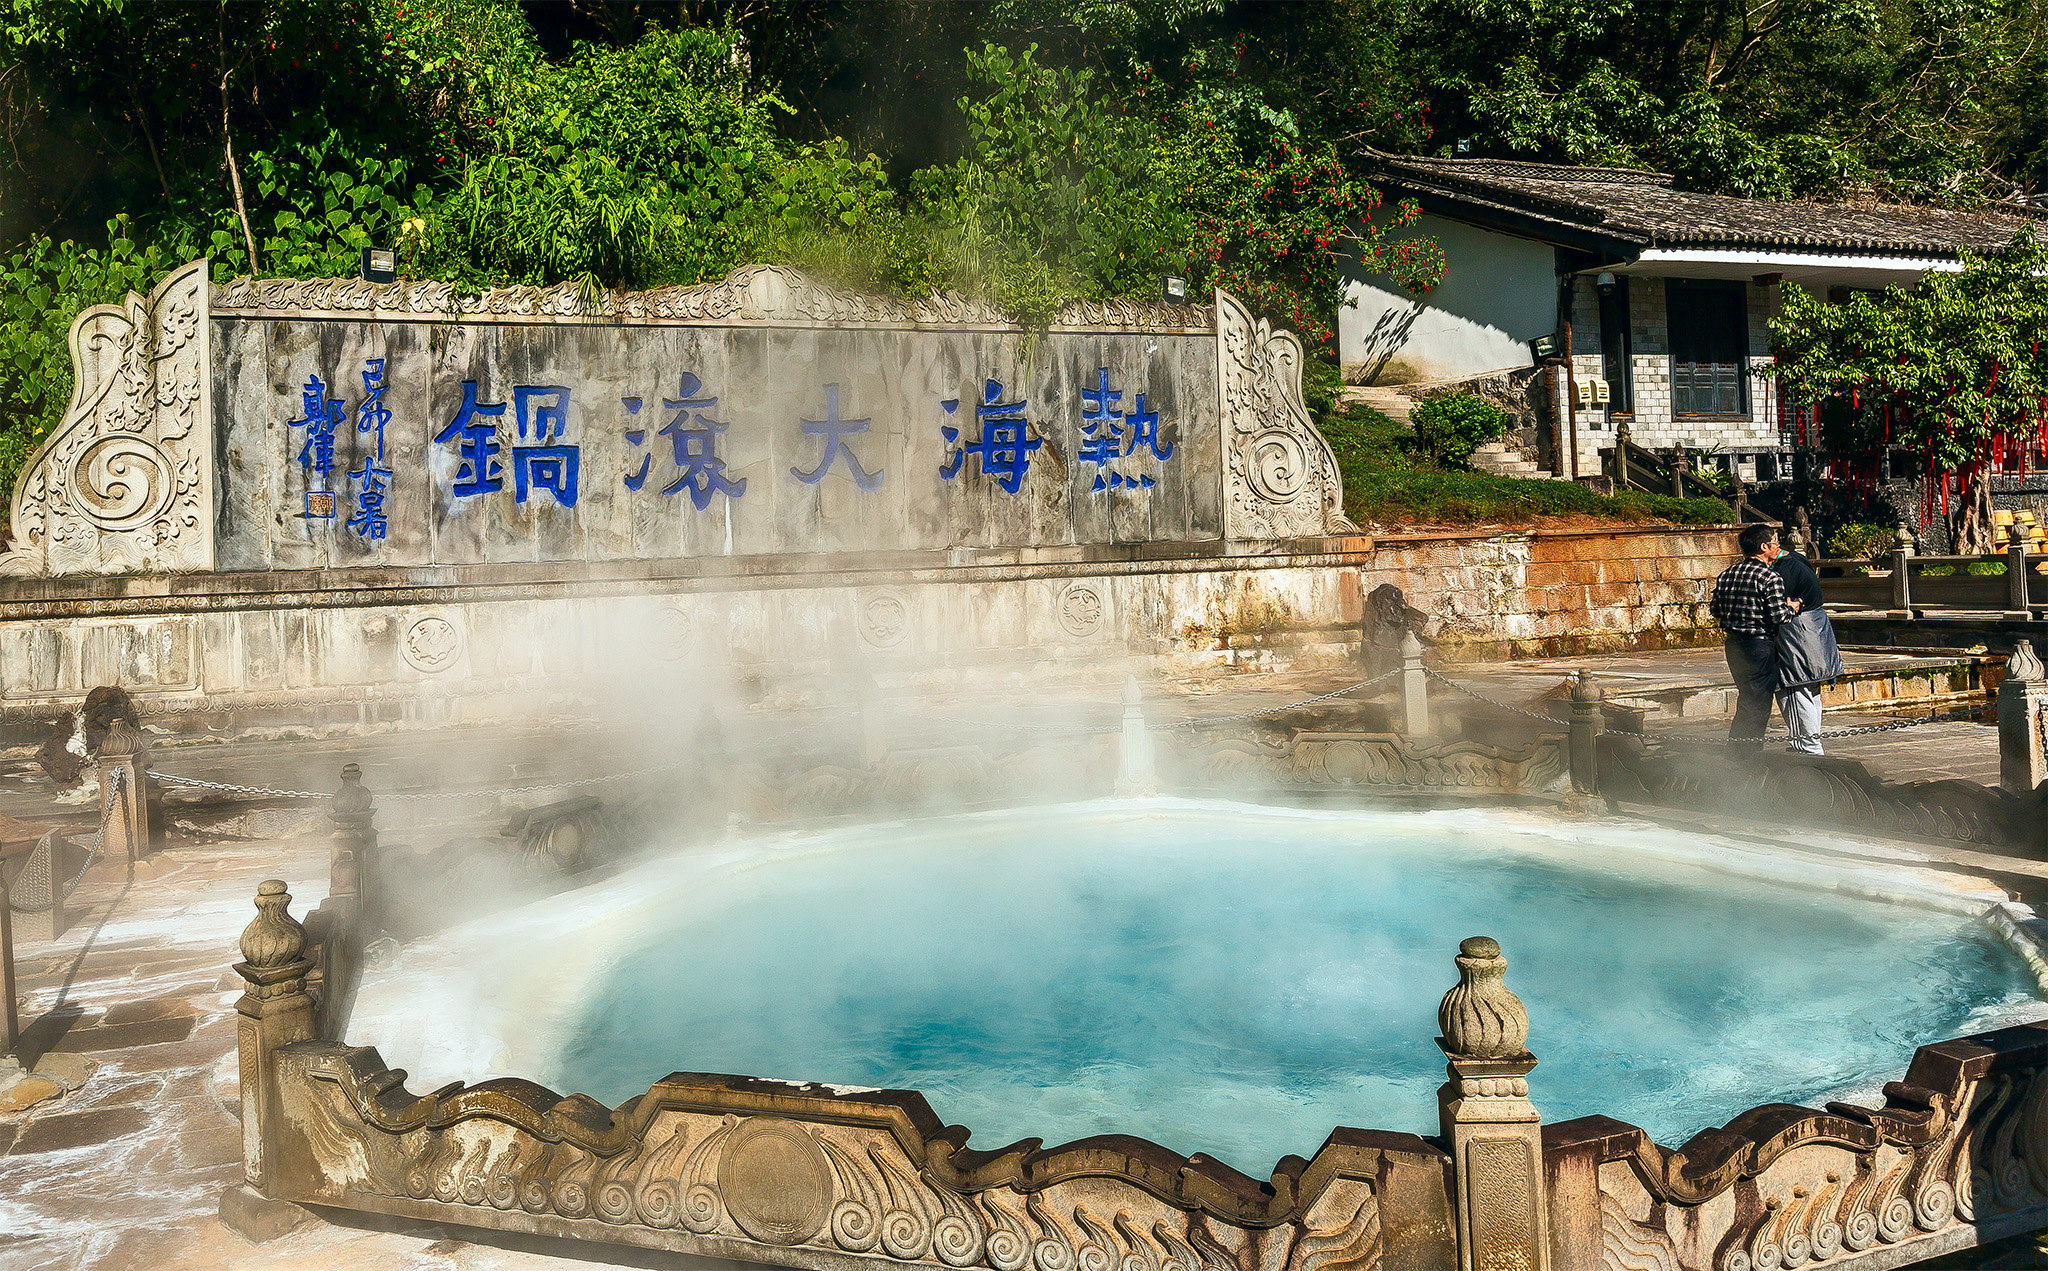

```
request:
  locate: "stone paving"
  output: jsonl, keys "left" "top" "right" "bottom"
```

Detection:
{"left": 0, "top": 649, "right": 2029, "bottom": 1270}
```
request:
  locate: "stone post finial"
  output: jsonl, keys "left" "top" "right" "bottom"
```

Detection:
{"left": 98, "top": 716, "right": 145, "bottom": 758}
{"left": 239, "top": 880, "right": 306, "bottom": 970}
{"left": 1785, "top": 521, "right": 1807, "bottom": 555}
{"left": 1439, "top": 936, "right": 1530, "bottom": 1060}
{"left": 2010, "top": 640, "right": 2045, "bottom": 682}
{"left": 1896, "top": 521, "right": 1916, "bottom": 555}
{"left": 332, "top": 762, "right": 371, "bottom": 816}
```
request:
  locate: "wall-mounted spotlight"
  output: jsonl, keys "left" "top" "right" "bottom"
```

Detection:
{"left": 360, "top": 247, "right": 397, "bottom": 285}
{"left": 1453, "top": 137, "right": 1475, "bottom": 157}
{"left": 1596, "top": 271, "right": 1617, "bottom": 297}
{"left": 1162, "top": 275, "right": 1189, "bottom": 304}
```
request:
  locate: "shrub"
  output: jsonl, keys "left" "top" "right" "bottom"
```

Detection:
{"left": 1410, "top": 392, "right": 1511, "bottom": 468}
{"left": 1824, "top": 522, "right": 1894, "bottom": 561}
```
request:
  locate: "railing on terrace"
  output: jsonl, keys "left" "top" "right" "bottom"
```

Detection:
{"left": 1811, "top": 541, "right": 2048, "bottom": 617}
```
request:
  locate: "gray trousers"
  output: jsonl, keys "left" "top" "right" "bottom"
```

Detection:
{"left": 1778, "top": 685, "right": 1824, "bottom": 754}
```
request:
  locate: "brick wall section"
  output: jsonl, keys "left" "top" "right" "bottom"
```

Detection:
{"left": 1345, "top": 524, "right": 1743, "bottom": 660}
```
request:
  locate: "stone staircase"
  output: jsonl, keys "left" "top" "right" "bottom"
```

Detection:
{"left": 1469, "top": 439, "right": 1553, "bottom": 479}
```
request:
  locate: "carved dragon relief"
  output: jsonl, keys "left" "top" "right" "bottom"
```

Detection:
{"left": 1214, "top": 289, "right": 1355, "bottom": 542}
{"left": 274, "top": 1045, "right": 1393, "bottom": 1271}
{"left": 2, "top": 258, "right": 213, "bottom": 577}
{"left": 212, "top": 264, "right": 1215, "bottom": 333}
{"left": 1589, "top": 1024, "right": 2048, "bottom": 1271}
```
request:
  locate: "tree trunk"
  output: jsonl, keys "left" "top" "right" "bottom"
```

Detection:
{"left": 1948, "top": 466, "right": 1996, "bottom": 555}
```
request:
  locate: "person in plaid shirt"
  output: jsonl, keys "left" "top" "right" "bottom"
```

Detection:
{"left": 1710, "top": 523, "right": 1802, "bottom": 744}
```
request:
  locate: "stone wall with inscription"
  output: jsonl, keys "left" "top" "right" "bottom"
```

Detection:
{"left": 0, "top": 259, "right": 1730, "bottom": 724}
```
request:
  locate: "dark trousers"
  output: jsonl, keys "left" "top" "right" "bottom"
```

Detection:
{"left": 1724, "top": 634, "right": 1776, "bottom": 744}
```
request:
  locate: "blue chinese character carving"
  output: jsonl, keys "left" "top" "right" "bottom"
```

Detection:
{"left": 514, "top": 385, "right": 570, "bottom": 441}
{"left": 347, "top": 460, "right": 391, "bottom": 539}
{"left": 346, "top": 359, "right": 393, "bottom": 538}
{"left": 791, "top": 383, "right": 882, "bottom": 491}
{"left": 1076, "top": 369, "right": 1173, "bottom": 494}
{"left": 1126, "top": 392, "right": 1172, "bottom": 461}
{"left": 1077, "top": 367, "right": 1126, "bottom": 482}
{"left": 657, "top": 373, "right": 746, "bottom": 509}
{"left": 434, "top": 380, "right": 505, "bottom": 497}
{"left": 508, "top": 385, "right": 578, "bottom": 507}
{"left": 939, "top": 379, "right": 1041, "bottom": 494}
{"left": 357, "top": 359, "right": 391, "bottom": 461}
{"left": 514, "top": 447, "right": 579, "bottom": 507}
{"left": 621, "top": 397, "right": 651, "bottom": 492}
{"left": 288, "top": 374, "right": 348, "bottom": 516}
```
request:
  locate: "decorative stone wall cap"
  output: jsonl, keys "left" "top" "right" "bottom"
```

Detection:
{"left": 240, "top": 878, "right": 307, "bottom": 969}
{"left": 1437, "top": 935, "right": 1532, "bottom": 1060}
{"left": 2007, "top": 639, "right": 2044, "bottom": 682}
{"left": 209, "top": 264, "right": 1217, "bottom": 333}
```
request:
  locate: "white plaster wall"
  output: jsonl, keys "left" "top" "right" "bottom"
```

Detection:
{"left": 1339, "top": 214, "right": 1556, "bottom": 384}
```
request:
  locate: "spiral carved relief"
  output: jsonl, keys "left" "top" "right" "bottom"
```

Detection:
{"left": 72, "top": 435, "right": 175, "bottom": 531}
{"left": 2, "top": 257, "right": 212, "bottom": 576}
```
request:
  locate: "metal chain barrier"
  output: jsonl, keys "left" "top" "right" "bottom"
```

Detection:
{"left": 1422, "top": 667, "right": 1995, "bottom": 744}
{"left": 147, "top": 771, "right": 331, "bottom": 800}
{"left": 9, "top": 769, "right": 119, "bottom": 913}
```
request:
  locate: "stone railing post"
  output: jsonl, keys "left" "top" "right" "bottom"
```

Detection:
{"left": 1784, "top": 520, "right": 1807, "bottom": 557}
{"left": 1613, "top": 422, "right": 1631, "bottom": 489}
{"left": 1439, "top": 936, "right": 1550, "bottom": 1271}
{"left": 1670, "top": 443, "right": 1690, "bottom": 498}
{"left": 2000, "top": 640, "right": 2048, "bottom": 795}
{"left": 1, "top": 877, "right": 16, "bottom": 1059}
{"left": 2010, "top": 540, "right": 2031, "bottom": 621}
{"left": 1400, "top": 630, "right": 1432, "bottom": 739}
{"left": 1114, "top": 675, "right": 1157, "bottom": 796}
{"left": 96, "top": 717, "right": 152, "bottom": 881}
{"left": 234, "top": 879, "right": 316, "bottom": 1193}
{"left": 1568, "top": 671, "right": 1603, "bottom": 795}
{"left": 329, "top": 762, "right": 374, "bottom": 921}
{"left": 1891, "top": 523, "right": 1915, "bottom": 616}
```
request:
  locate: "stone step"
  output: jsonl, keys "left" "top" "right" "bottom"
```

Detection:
{"left": 1339, "top": 385, "right": 1415, "bottom": 423}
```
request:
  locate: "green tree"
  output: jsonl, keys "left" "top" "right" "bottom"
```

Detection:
{"left": 1771, "top": 226, "right": 2048, "bottom": 552}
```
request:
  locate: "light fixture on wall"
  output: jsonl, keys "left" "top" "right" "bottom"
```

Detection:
{"left": 1453, "top": 137, "right": 1474, "bottom": 157}
{"left": 1596, "top": 271, "right": 1617, "bottom": 297}
{"left": 360, "top": 247, "right": 397, "bottom": 285}
{"left": 1530, "top": 333, "right": 1561, "bottom": 361}
{"left": 1162, "top": 275, "right": 1188, "bottom": 304}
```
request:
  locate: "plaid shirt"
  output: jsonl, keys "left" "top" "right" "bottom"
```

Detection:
{"left": 1711, "top": 558, "right": 1791, "bottom": 637}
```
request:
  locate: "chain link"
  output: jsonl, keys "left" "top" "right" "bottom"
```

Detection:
{"left": 1421, "top": 667, "right": 1994, "bottom": 744}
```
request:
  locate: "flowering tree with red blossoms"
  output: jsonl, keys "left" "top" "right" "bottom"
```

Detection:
{"left": 1771, "top": 226, "right": 2048, "bottom": 554}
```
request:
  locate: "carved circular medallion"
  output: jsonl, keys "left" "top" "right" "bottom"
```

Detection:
{"left": 859, "top": 593, "right": 910, "bottom": 648}
{"left": 648, "top": 602, "right": 692, "bottom": 662}
{"left": 1057, "top": 584, "right": 1104, "bottom": 638}
{"left": 719, "top": 1118, "right": 833, "bottom": 1246}
{"left": 400, "top": 614, "right": 463, "bottom": 674}
{"left": 71, "top": 435, "right": 175, "bottom": 531}
{"left": 1245, "top": 431, "right": 1310, "bottom": 503}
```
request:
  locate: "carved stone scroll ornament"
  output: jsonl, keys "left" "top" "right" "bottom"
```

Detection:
{"left": 1198, "top": 732, "right": 1567, "bottom": 793}
{"left": 1215, "top": 289, "right": 1356, "bottom": 540}
{"left": 1573, "top": 1022, "right": 2048, "bottom": 1271}
{"left": 211, "top": 264, "right": 1215, "bottom": 333}
{"left": 268, "top": 1048, "right": 1403, "bottom": 1271}
{"left": 2, "top": 258, "right": 213, "bottom": 576}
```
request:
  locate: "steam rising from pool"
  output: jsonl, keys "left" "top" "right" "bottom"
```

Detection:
{"left": 351, "top": 801, "right": 2043, "bottom": 1170}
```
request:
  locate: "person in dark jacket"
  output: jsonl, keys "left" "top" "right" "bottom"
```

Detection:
{"left": 1771, "top": 537, "right": 1844, "bottom": 754}
{"left": 1709, "top": 524, "right": 1799, "bottom": 744}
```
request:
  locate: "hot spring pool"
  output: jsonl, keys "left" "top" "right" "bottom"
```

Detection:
{"left": 351, "top": 800, "right": 2046, "bottom": 1172}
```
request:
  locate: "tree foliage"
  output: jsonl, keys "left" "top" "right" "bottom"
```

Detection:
{"left": 1771, "top": 227, "right": 2048, "bottom": 550}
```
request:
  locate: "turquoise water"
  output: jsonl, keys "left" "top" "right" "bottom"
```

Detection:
{"left": 550, "top": 804, "right": 2041, "bottom": 1172}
